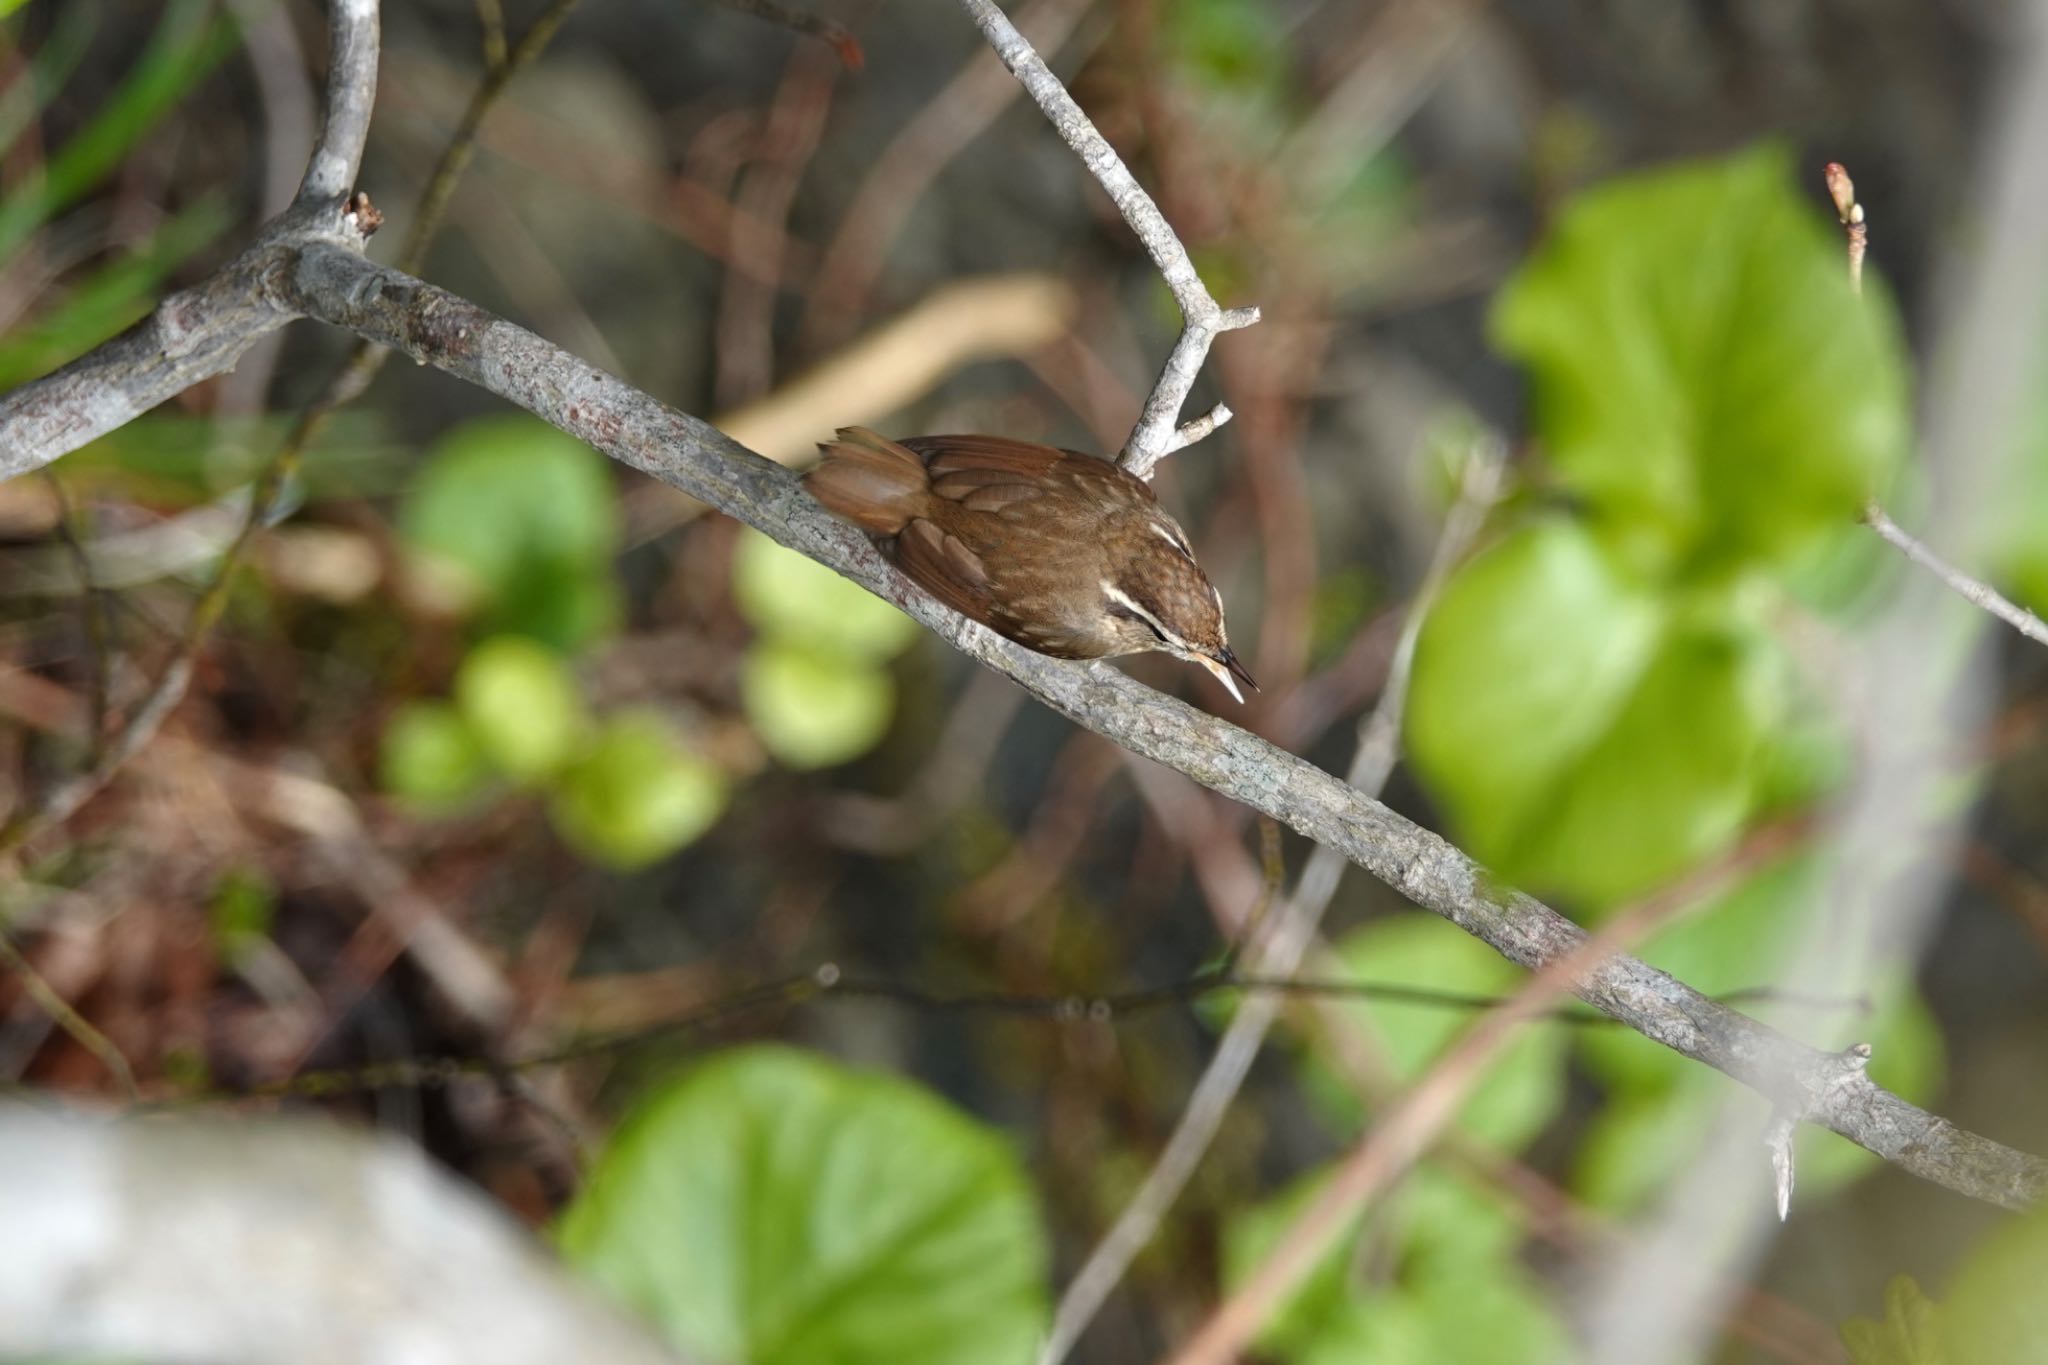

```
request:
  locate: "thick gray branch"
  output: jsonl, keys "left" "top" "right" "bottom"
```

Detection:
{"left": 298, "top": 0, "right": 381, "bottom": 202}
{"left": 954, "top": 0, "right": 1258, "bottom": 476}
{"left": 0, "top": 1108, "right": 691, "bottom": 1365}
{"left": 268, "top": 242, "right": 2046, "bottom": 1211}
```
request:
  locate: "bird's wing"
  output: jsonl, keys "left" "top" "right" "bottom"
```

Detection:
{"left": 892, "top": 517, "right": 1004, "bottom": 631}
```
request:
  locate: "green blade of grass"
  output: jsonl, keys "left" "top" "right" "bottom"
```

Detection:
{"left": 0, "top": 192, "right": 233, "bottom": 389}
{"left": 0, "top": 0, "right": 241, "bottom": 260}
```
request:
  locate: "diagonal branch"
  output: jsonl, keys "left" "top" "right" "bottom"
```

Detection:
{"left": 243, "top": 240, "right": 2043, "bottom": 1211}
{"left": 953, "top": 0, "right": 1259, "bottom": 476}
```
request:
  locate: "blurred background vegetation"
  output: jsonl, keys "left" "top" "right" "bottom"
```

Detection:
{"left": 3, "top": 1, "right": 2046, "bottom": 1361}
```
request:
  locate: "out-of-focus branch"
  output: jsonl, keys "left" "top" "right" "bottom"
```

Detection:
{"left": 0, "top": 1109, "right": 693, "bottom": 1365}
{"left": 1037, "top": 437, "right": 1505, "bottom": 1365}
{"left": 1164, "top": 860, "right": 1725, "bottom": 1365}
{"left": 798, "top": 0, "right": 1095, "bottom": 349}
{"left": 952, "top": 0, "right": 1258, "bottom": 477}
{"left": 252, "top": 241, "right": 2045, "bottom": 1211}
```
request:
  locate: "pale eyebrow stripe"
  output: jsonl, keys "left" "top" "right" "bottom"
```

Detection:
{"left": 1100, "top": 579, "right": 1187, "bottom": 650}
{"left": 1148, "top": 520, "right": 1193, "bottom": 558}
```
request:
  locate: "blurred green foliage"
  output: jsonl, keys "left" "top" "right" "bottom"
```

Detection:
{"left": 1305, "top": 914, "right": 1569, "bottom": 1149}
{"left": 454, "top": 635, "right": 591, "bottom": 783}
{"left": 1938, "top": 1202, "right": 2048, "bottom": 1365}
{"left": 1842, "top": 1276, "right": 1947, "bottom": 1365}
{"left": 63, "top": 412, "right": 407, "bottom": 503}
{"left": 0, "top": 0, "right": 239, "bottom": 259}
{"left": 379, "top": 700, "right": 495, "bottom": 813}
{"left": 548, "top": 710, "right": 728, "bottom": 871}
{"left": 1841, "top": 1208, "right": 2048, "bottom": 1365}
{"left": 206, "top": 866, "right": 276, "bottom": 964}
{"left": 733, "top": 528, "right": 917, "bottom": 769}
{"left": 0, "top": 195, "right": 232, "bottom": 390}
{"left": 1224, "top": 1165, "right": 1571, "bottom": 1365}
{"left": 399, "top": 415, "right": 623, "bottom": 649}
{"left": 378, "top": 426, "right": 926, "bottom": 866}
{"left": 1409, "top": 146, "right": 1910, "bottom": 909}
{"left": 557, "top": 1046, "right": 1049, "bottom": 1364}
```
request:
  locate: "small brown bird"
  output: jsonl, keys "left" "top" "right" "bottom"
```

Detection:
{"left": 805, "top": 427, "right": 1256, "bottom": 701}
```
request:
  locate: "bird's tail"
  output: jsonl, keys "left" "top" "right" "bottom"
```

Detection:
{"left": 804, "top": 427, "right": 930, "bottom": 535}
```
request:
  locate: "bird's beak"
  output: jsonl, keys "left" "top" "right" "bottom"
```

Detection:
{"left": 1197, "top": 647, "right": 1259, "bottom": 704}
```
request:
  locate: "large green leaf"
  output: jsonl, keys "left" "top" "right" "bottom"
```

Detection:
{"left": 558, "top": 1047, "right": 1048, "bottom": 1365}
{"left": 1493, "top": 145, "right": 1907, "bottom": 580}
{"left": 1406, "top": 518, "right": 1787, "bottom": 906}
{"left": 1307, "top": 914, "right": 1567, "bottom": 1151}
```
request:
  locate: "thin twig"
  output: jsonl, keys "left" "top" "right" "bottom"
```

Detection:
{"left": 0, "top": 930, "right": 137, "bottom": 1098}
{"left": 1828, "top": 161, "right": 2048, "bottom": 650}
{"left": 709, "top": 0, "right": 865, "bottom": 69}
{"left": 163, "top": 961, "right": 1868, "bottom": 1107}
{"left": 797, "top": 0, "right": 1095, "bottom": 349}
{"left": 1824, "top": 161, "right": 1866, "bottom": 297}
{"left": 1862, "top": 498, "right": 2048, "bottom": 646}
{"left": 1038, "top": 435, "right": 1504, "bottom": 1364}
{"left": 952, "top": 0, "right": 1258, "bottom": 477}
{"left": 41, "top": 474, "right": 112, "bottom": 760}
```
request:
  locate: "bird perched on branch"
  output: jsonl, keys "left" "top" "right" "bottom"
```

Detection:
{"left": 804, "top": 427, "right": 1256, "bottom": 702}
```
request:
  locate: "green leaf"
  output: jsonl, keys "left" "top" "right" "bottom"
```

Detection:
{"left": 732, "top": 529, "right": 918, "bottom": 661}
{"left": 379, "top": 701, "right": 493, "bottom": 812}
{"left": 1406, "top": 518, "right": 1786, "bottom": 906}
{"left": 1493, "top": 145, "right": 1908, "bottom": 579}
{"left": 453, "top": 636, "right": 590, "bottom": 782}
{"left": 547, "top": 711, "right": 727, "bottom": 870}
{"left": 557, "top": 1046, "right": 1049, "bottom": 1365}
{"left": 742, "top": 640, "right": 897, "bottom": 770}
{"left": 1308, "top": 914, "right": 1567, "bottom": 1151}
{"left": 398, "top": 415, "right": 621, "bottom": 648}
{"left": 1841, "top": 1276, "right": 1949, "bottom": 1365}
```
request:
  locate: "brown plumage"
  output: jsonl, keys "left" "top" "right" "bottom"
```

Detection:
{"left": 804, "top": 427, "right": 1255, "bottom": 701}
